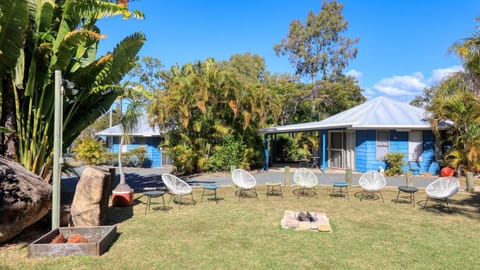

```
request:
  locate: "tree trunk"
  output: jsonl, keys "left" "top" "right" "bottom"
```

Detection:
{"left": 1, "top": 78, "right": 18, "bottom": 160}
{"left": 113, "top": 136, "right": 131, "bottom": 192}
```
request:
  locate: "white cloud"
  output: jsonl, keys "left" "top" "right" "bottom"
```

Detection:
{"left": 346, "top": 69, "right": 363, "bottom": 81}
{"left": 367, "top": 65, "right": 464, "bottom": 102}
{"left": 428, "top": 65, "right": 463, "bottom": 84}
{"left": 373, "top": 73, "right": 426, "bottom": 97}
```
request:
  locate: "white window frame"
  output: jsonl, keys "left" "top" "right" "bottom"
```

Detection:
{"left": 409, "top": 131, "right": 423, "bottom": 162}
{"left": 376, "top": 131, "right": 389, "bottom": 160}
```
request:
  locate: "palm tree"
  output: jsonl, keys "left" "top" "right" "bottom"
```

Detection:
{"left": 427, "top": 74, "right": 480, "bottom": 175}
{"left": 148, "top": 58, "right": 278, "bottom": 173}
{"left": 113, "top": 99, "right": 142, "bottom": 192}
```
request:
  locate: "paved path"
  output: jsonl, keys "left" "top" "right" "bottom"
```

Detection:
{"left": 62, "top": 166, "right": 439, "bottom": 194}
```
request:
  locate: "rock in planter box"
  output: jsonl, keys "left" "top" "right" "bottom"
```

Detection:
{"left": 28, "top": 225, "right": 117, "bottom": 257}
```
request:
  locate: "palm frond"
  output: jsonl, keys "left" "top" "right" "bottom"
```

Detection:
{"left": 101, "top": 32, "right": 146, "bottom": 85}
{"left": 0, "top": 0, "right": 28, "bottom": 74}
{"left": 53, "top": 29, "right": 105, "bottom": 70}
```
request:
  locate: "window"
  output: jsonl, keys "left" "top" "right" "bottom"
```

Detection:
{"left": 409, "top": 131, "right": 423, "bottom": 161}
{"left": 376, "top": 131, "right": 389, "bottom": 160}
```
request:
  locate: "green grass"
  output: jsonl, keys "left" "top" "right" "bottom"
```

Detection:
{"left": 1, "top": 185, "right": 479, "bottom": 270}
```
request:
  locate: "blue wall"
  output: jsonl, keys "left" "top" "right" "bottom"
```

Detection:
{"left": 110, "top": 136, "right": 163, "bottom": 167}
{"left": 353, "top": 130, "right": 438, "bottom": 174}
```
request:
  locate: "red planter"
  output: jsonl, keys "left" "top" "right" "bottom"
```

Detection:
{"left": 112, "top": 190, "right": 133, "bottom": 207}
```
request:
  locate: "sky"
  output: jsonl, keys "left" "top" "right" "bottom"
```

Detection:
{"left": 97, "top": 0, "right": 479, "bottom": 103}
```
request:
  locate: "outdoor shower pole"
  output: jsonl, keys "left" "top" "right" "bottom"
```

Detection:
{"left": 52, "top": 70, "right": 63, "bottom": 230}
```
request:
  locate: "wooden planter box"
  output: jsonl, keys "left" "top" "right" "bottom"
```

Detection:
{"left": 28, "top": 226, "right": 117, "bottom": 258}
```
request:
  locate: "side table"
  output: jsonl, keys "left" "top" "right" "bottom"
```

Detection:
{"left": 396, "top": 186, "right": 419, "bottom": 206}
{"left": 144, "top": 190, "right": 166, "bottom": 214}
{"left": 331, "top": 182, "right": 349, "bottom": 199}
{"left": 266, "top": 182, "right": 283, "bottom": 198}
{"left": 201, "top": 183, "right": 220, "bottom": 203}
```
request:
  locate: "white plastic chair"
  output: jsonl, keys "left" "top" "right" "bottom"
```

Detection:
{"left": 424, "top": 177, "right": 459, "bottom": 212}
{"left": 231, "top": 169, "right": 258, "bottom": 200}
{"left": 359, "top": 171, "right": 386, "bottom": 202}
{"left": 293, "top": 168, "right": 319, "bottom": 199}
{"left": 161, "top": 173, "right": 195, "bottom": 208}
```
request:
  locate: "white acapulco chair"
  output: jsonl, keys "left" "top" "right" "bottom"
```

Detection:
{"left": 423, "top": 177, "right": 459, "bottom": 212}
{"left": 293, "top": 168, "right": 319, "bottom": 199}
{"left": 359, "top": 171, "right": 386, "bottom": 202}
{"left": 231, "top": 169, "right": 258, "bottom": 200}
{"left": 161, "top": 173, "right": 195, "bottom": 208}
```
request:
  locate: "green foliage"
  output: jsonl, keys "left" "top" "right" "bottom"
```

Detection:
{"left": 73, "top": 137, "right": 106, "bottom": 165}
{"left": 204, "top": 135, "right": 245, "bottom": 172}
{"left": 128, "top": 147, "right": 147, "bottom": 167}
{"left": 274, "top": 0, "right": 359, "bottom": 82}
{"left": 104, "top": 152, "right": 118, "bottom": 166}
{"left": 272, "top": 134, "right": 312, "bottom": 162}
{"left": 0, "top": 0, "right": 145, "bottom": 176}
{"left": 272, "top": 136, "right": 295, "bottom": 162}
{"left": 426, "top": 74, "right": 480, "bottom": 174}
{"left": 149, "top": 56, "right": 274, "bottom": 174}
{"left": 169, "top": 144, "right": 197, "bottom": 174}
{"left": 0, "top": 0, "right": 28, "bottom": 74}
{"left": 384, "top": 152, "right": 406, "bottom": 176}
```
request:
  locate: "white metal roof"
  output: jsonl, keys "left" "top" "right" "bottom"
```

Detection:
{"left": 260, "top": 96, "right": 440, "bottom": 134}
{"left": 95, "top": 115, "right": 164, "bottom": 137}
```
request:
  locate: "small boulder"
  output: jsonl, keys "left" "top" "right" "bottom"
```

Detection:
{"left": 70, "top": 166, "right": 112, "bottom": 226}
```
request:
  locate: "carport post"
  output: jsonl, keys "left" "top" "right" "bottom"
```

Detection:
{"left": 264, "top": 134, "right": 269, "bottom": 171}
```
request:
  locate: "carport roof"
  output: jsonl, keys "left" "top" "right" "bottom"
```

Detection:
{"left": 96, "top": 115, "right": 164, "bottom": 137}
{"left": 260, "top": 96, "right": 444, "bottom": 134}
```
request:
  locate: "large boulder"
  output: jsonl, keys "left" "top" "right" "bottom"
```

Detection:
{"left": 0, "top": 156, "right": 52, "bottom": 243}
{"left": 70, "top": 166, "right": 112, "bottom": 226}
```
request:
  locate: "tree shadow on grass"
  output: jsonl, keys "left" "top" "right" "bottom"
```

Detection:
{"left": 418, "top": 192, "right": 480, "bottom": 219}
{"left": 107, "top": 206, "right": 133, "bottom": 225}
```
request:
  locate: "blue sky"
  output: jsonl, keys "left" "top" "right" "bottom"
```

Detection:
{"left": 98, "top": 0, "right": 479, "bottom": 102}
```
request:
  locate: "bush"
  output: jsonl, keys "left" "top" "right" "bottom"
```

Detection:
{"left": 272, "top": 135, "right": 311, "bottom": 162}
{"left": 72, "top": 137, "right": 106, "bottom": 165}
{"left": 205, "top": 135, "right": 245, "bottom": 172}
{"left": 170, "top": 144, "right": 197, "bottom": 174}
{"left": 128, "top": 147, "right": 148, "bottom": 167}
{"left": 384, "top": 152, "right": 406, "bottom": 176}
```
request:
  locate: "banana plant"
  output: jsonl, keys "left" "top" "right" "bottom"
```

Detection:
{"left": 0, "top": 0, "right": 145, "bottom": 177}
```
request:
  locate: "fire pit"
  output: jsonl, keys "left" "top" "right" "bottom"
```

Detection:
{"left": 28, "top": 225, "right": 117, "bottom": 257}
{"left": 280, "top": 210, "right": 332, "bottom": 232}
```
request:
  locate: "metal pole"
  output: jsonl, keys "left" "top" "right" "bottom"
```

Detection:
{"left": 52, "top": 70, "right": 63, "bottom": 230}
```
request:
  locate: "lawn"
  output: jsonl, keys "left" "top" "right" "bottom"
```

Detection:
{"left": 1, "top": 185, "right": 479, "bottom": 270}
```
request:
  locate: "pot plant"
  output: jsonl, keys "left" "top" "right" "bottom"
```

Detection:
{"left": 112, "top": 100, "right": 142, "bottom": 206}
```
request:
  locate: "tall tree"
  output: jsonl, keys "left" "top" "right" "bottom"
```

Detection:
{"left": 426, "top": 18, "right": 480, "bottom": 174}
{"left": 274, "top": 0, "right": 359, "bottom": 82}
{"left": 427, "top": 74, "right": 480, "bottom": 174}
{"left": 149, "top": 58, "right": 279, "bottom": 174}
{"left": 0, "top": 0, "right": 145, "bottom": 176}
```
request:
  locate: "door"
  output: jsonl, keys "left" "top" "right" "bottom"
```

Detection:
{"left": 328, "top": 131, "right": 355, "bottom": 169}
{"left": 329, "top": 132, "right": 343, "bottom": 168}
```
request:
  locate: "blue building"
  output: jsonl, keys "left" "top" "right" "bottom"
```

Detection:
{"left": 96, "top": 116, "right": 165, "bottom": 168}
{"left": 260, "top": 97, "right": 448, "bottom": 175}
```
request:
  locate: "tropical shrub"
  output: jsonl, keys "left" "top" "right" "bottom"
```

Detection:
{"left": 205, "top": 135, "right": 245, "bottom": 172}
{"left": 170, "top": 144, "right": 197, "bottom": 174}
{"left": 272, "top": 136, "right": 295, "bottom": 162}
{"left": 128, "top": 147, "right": 148, "bottom": 167}
{"left": 272, "top": 135, "right": 312, "bottom": 162}
{"left": 73, "top": 137, "right": 106, "bottom": 165}
{"left": 384, "top": 152, "right": 406, "bottom": 176}
{"left": 0, "top": 0, "right": 145, "bottom": 176}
